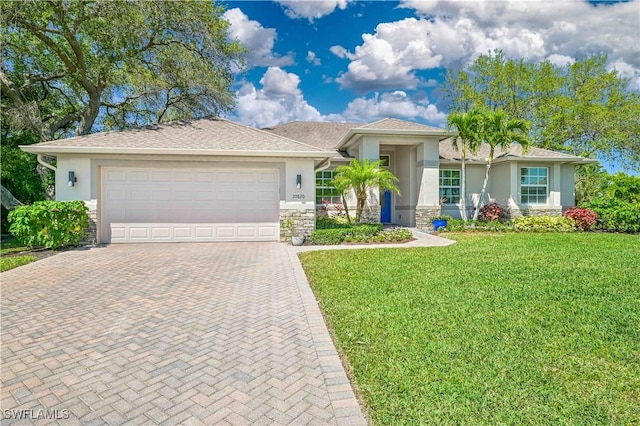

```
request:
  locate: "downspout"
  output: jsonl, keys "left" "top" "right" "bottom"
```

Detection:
{"left": 314, "top": 157, "right": 332, "bottom": 172}
{"left": 37, "top": 154, "right": 57, "bottom": 172}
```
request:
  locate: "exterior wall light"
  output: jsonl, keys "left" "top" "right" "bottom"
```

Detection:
{"left": 296, "top": 174, "right": 302, "bottom": 189}
{"left": 68, "top": 171, "right": 76, "bottom": 187}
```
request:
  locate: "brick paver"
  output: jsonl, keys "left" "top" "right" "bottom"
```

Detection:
{"left": 1, "top": 243, "right": 366, "bottom": 425}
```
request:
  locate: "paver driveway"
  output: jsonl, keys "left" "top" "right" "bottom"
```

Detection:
{"left": 1, "top": 243, "right": 366, "bottom": 425}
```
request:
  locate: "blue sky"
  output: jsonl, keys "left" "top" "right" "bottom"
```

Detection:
{"left": 222, "top": 0, "right": 639, "bottom": 174}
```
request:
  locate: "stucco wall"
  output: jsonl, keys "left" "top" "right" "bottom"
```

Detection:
{"left": 488, "top": 163, "right": 511, "bottom": 205}
{"left": 55, "top": 154, "right": 318, "bottom": 243}
{"left": 561, "top": 164, "right": 576, "bottom": 207}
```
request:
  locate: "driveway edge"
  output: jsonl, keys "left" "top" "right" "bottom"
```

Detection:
{"left": 286, "top": 248, "right": 368, "bottom": 426}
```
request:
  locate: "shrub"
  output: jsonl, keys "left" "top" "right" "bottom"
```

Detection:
{"left": 563, "top": 207, "right": 598, "bottom": 231}
{"left": 344, "top": 227, "right": 413, "bottom": 243}
{"left": 478, "top": 202, "right": 505, "bottom": 222}
{"left": 511, "top": 215, "right": 575, "bottom": 233}
{"left": 316, "top": 216, "right": 351, "bottom": 229}
{"left": 8, "top": 201, "right": 89, "bottom": 249}
{"left": 309, "top": 228, "right": 347, "bottom": 245}
{"left": 309, "top": 223, "right": 383, "bottom": 245}
{"left": 583, "top": 197, "right": 640, "bottom": 233}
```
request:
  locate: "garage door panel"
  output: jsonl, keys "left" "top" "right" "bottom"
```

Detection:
{"left": 109, "top": 223, "right": 278, "bottom": 243}
{"left": 127, "top": 171, "right": 150, "bottom": 182}
{"left": 103, "top": 167, "right": 280, "bottom": 243}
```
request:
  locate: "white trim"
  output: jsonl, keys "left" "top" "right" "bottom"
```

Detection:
{"left": 520, "top": 166, "right": 549, "bottom": 205}
{"left": 439, "top": 168, "right": 461, "bottom": 205}
{"left": 20, "top": 145, "right": 336, "bottom": 159}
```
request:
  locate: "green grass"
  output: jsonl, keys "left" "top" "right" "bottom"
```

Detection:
{"left": 300, "top": 233, "right": 640, "bottom": 425}
{"left": 1, "top": 237, "right": 37, "bottom": 271}
{"left": 1, "top": 255, "right": 37, "bottom": 272}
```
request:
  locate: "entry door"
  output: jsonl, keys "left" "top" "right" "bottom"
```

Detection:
{"left": 380, "top": 190, "right": 391, "bottom": 223}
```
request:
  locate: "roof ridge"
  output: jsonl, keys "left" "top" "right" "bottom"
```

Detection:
{"left": 218, "top": 118, "right": 328, "bottom": 152}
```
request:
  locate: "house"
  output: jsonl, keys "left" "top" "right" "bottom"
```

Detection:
{"left": 21, "top": 117, "right": 595, "bottom": 244}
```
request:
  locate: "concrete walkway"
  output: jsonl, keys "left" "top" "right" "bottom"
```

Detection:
{"left": 293, "top": 227, "right": 456, "bottom": 252}
{"left": 1, "top": 243, "right": 366, "bottom": 425}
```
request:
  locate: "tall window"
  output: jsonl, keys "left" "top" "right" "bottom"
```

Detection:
{"left": 439, "top": 169, "right": 461, "bottom": 204}
{"left": 316, "top": 170, "right": 341, "bottom": 204}
{"left": 521, "top": 167, "right": 548, "bottom": 204}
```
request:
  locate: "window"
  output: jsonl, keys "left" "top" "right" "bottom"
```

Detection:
{"left": 439, "top": 169, "right": 461, "bottom": 204}
{"left": 521, "top": 167, "right": 548, "bottom": 204}
{"left": 379, "top": 154, "right": 390, "bottom": 167}
{"left": 315, "top": 170, "right": 341, "bottom": 204}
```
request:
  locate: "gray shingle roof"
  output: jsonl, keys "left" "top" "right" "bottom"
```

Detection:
{"left": 263, "top": 121, "right": 359, "bottom": 150}
{"left": 27, "top": 117, "right": 329, "bottom": 153}
{"left": 439, "top": 137, "right": 585, "bottom": 161}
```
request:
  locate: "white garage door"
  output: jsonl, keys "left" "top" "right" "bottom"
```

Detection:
{"left": 102, "top": 167, "right": 280, "bottom": 243}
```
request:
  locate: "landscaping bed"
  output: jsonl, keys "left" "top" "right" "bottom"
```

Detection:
{"left": 300, "top": 233, "right": 640, "bottom": 425}
{"left": 309, "top": 217, "right": 415, "bottom": 245}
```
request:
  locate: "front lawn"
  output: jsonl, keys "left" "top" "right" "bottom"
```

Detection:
{"left": 300, "top": 233, "right": 640, "bottom": 425}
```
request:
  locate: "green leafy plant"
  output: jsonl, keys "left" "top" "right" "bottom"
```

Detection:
{"left": 583, "top": 198, "right": 640, "bottom": 233}
{"left": 8, "top": 201, "right": 89, "bottom": 249}
{"left": 564, "top": 207, "right": 598, "bottom": 231}
{"left": 316, "top": 216, "right": 352, "bottom": 230}
{"left": 440, "top": 219, "right": 513, "bottom": 232}
{"left": 511, "top": 215, "right": 575, "bottom": 232}
{"left": 344, "top": 228, "right": 413, "bottom": 243}
{"left": 309, "top": 223, "right": 384, "bottom": 245}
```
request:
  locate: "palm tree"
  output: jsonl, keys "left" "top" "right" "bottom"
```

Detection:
{"left": 447, "top": 108, "right": 484, "bottom": 221}
{"left": 473, "top": 109, "right": 531, "bottom": 220}
{"left": 332, "top": 159, "right": 400, "bottom": 223}
{"left": 331, "top": 174, "right": 352, "bottom": 223}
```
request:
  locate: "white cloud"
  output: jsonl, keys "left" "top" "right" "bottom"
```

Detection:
{"left": 547, "top": 54, "right": 575, "bottom": 67}
{"left": 306, "top": 51, "right": 321, "bottom": 66}
{"left": 275, "top": 0, "right": 352, "bottom": 21}
{"left": 223, "top": 8, "right": 294, "bottom": 68}
{"left": 335, "top": 91, "right": 446, "bottom": 125}
{"left": 333, "top": 0, "right": 640, "bottom": 92}
{"left": 329, "top": 45, "right": 355, "bottom": 60}
{"left": 609, "top": 59, "right": 640, "bottom": 91}
{"left": 234, "top": 67, "right": 323, "bottom": 128}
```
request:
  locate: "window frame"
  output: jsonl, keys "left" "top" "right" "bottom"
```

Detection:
{"left": 520, "top": 166, "right": 549, "bottom": 205}
{"left": 439, "top": 169, "right": 461, "bottom": 205}
{"left": 315, "top": 170, "right": 341, "bottom": 205}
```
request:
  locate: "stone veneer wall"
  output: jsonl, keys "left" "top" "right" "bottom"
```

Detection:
{"left": 280, "top": 209, "right": 315, "bottom": 241}
{"left": 415, "top": 206, "right": 442, "bottom": 231}
{"left": 506, "top": 206, "right": 563, "bottom": 218}
{"left": 359, "top": 205, "right": 380, "bottom": 223}
{"left": 80, "top": 209, "right": 98, "bottom": 246}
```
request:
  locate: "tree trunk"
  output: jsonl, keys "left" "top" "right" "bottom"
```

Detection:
{"left": 473, "top": 162, "right": 492, "bottom": 220}
{"left": 460, "top": 157, "right": 467, "bottom": 221}
{"left": 341, "top": 193, "right": 351, "bottom": 224}
{"left": 355, "top": 192, "right": 366, "bottom": 223}
{"left": 1, "top": 184, "right": 24, "bottom": 210}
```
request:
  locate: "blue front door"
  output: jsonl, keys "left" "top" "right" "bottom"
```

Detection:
{"left": 381, "top": 190, "right": 391, "bottom": 223}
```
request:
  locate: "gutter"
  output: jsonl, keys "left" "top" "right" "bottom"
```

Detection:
{"left": 20, "top": 145, "right": 337, "bottom": 159}
{"left": 37, "top": 154, "right": 57, "bottom": 172}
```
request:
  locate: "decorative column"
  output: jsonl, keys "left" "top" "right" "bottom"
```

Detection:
{"left": 358, "top": 137, "right": 381, "bottom": 223}
{"left": 415, "top": 139, "right": 441, "bottom": 230}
